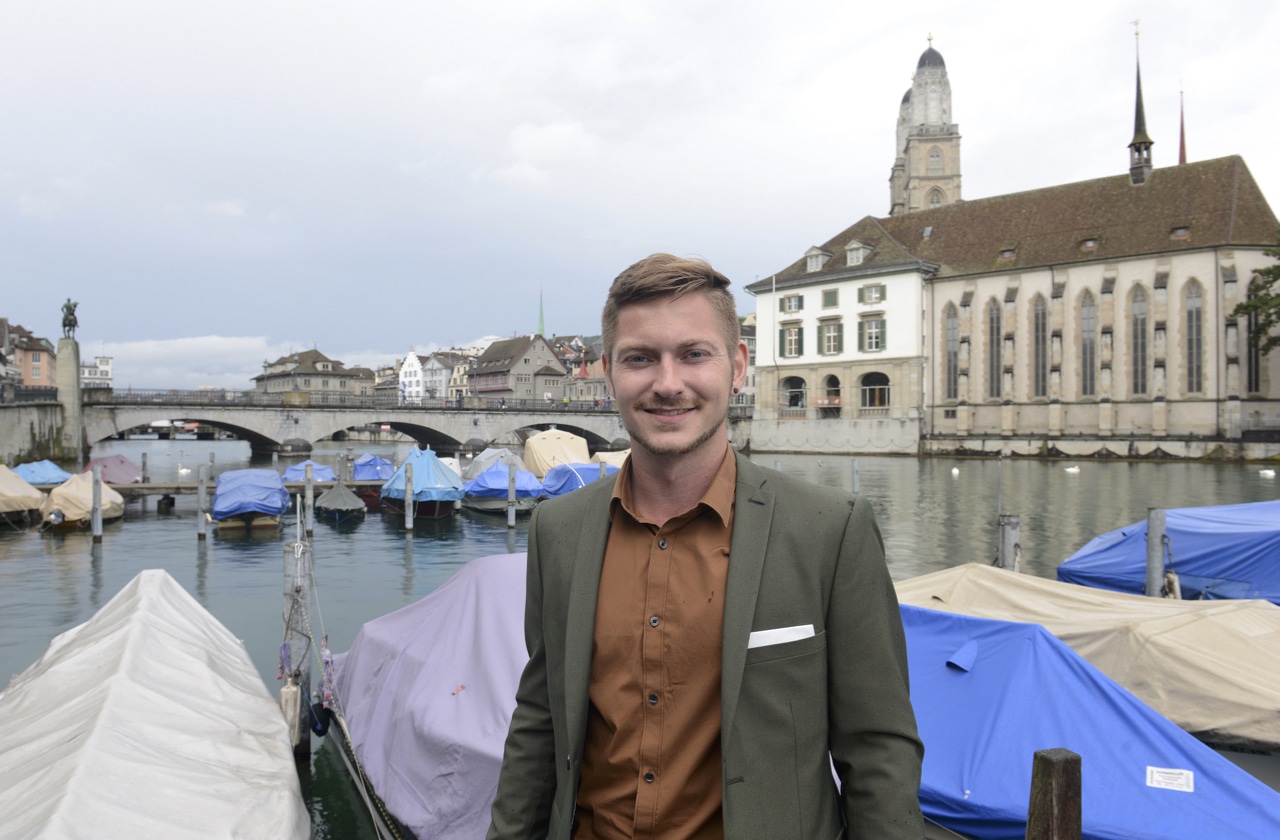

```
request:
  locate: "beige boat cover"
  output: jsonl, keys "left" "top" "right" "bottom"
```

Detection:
{"left": 895, "top": 563, "right": 1280, "bottom": 750}
{"left": 523, "top": 429, "right": 590, "bottom": 478}
{"left": 0, "top": 569, "right": 310, "bottom": 839}
{"left": 0, "top": 465, "right": 44, "bottom": 513}
{"left": 38, "top": 471, "right": 125, "bottom": 523}
{"left": 591, "top": 449, "right": 630, "bottom": 467}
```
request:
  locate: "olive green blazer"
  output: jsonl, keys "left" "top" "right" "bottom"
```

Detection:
{"left": 487, "top": 452, "right": 924, "bottom": 840}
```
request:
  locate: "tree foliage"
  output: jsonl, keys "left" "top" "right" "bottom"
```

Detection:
{"left": 1233, "top": 230, "right": 1280, "bottom": 358}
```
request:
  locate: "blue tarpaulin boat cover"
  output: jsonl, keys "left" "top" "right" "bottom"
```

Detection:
{"left": 353, "top": 454, "right": 394, "bottom": 481}
{"left": 211, "top": 469, "right": 290, "bottom": 519}
{"left": 905, "top": 605, "right": 1280, "bottom": 839}
{"left": 380, "top": 449, "right": 463, "bottom": 503}
{"left": 540, "top": 462, "right": 618, "bottom": 498}
{"left": 283, "top": 460, "right": 335, "bottom": 482}
{"left": 462, "top": 464, "right": 543, "bottom": 499}
{"left": 1057, "top": 500, "right": 1280, "bottom": 603}
{"left": 14, "top": 460, "right": 72, "bottom": 484}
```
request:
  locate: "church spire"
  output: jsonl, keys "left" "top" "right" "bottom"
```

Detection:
{"left": 1178, "top": 89, "right": 1187, "bottom": 165}
{"left": 1128, "top": 21, "right": 1153, "bottom": 184}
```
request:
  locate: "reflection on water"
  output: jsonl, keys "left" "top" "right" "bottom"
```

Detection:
{"left": 2, "top": 438, "right": 1277, "bottom": 837}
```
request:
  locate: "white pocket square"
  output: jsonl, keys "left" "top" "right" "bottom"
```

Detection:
{"left": 747, "top": 624, "right": 815, "bottom": 649}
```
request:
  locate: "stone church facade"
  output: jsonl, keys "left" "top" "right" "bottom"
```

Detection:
{"left": 747, "top": 45, "right": 1280, "bottom": 459}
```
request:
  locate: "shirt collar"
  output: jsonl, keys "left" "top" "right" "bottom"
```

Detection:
{"left": 611, "top": 445, "right": 738, "bottom": 528}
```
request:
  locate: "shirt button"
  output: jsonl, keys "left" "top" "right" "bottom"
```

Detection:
{"left": 648, "top": 693, "right": 659, "bottom": 705}
{"left": 657, "top": 539, "right": 668, "bottom": 549}
{"left": 649, "top": 615, "right": 660, "bottom": 627}
{"left": 644, "top": 772, "right": 655, "bottom": 783}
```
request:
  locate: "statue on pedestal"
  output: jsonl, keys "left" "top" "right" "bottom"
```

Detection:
{"left": 61, "top": 298, "right": 78, "bottom": 339}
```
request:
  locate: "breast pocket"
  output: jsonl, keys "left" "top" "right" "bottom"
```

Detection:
{"left": 743, "top": 629, "right": 826, "bottom": 666}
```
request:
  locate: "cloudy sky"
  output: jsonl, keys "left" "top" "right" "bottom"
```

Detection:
{"left": 5, "top": 1, "right": 1278, "bottom": 389}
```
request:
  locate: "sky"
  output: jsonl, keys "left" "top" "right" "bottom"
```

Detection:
{"left": 5, "top": 1, "right": 1279, "bottom": 389}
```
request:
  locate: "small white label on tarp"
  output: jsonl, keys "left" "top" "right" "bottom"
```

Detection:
{"left": 1146, "top": 766, "right": 1195, "bottom": 792}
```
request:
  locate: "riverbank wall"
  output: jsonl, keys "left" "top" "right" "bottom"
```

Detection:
{"left": 0, "top": 403, "right": 65, "bottom": 463}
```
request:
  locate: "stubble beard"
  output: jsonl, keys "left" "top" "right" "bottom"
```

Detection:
{"left": 624, "top": 396, "right": 728, "bottom": 460}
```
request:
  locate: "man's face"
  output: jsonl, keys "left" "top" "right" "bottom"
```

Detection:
{"left": 604, "top": 293, "right": 747, "bottom": 462}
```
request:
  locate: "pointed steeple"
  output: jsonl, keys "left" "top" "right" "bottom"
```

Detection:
{"left": 1128, "top": 22, "right": 1153, "bottom": 185}
{"left": 1178, "top": 90, "right": 1187, "bottom": 165}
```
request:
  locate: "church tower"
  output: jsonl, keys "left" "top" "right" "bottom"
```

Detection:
{"left": 889, "top": 38, "right": 962, "bottom": 216}
{"left": 1128, "top": 32, "right": 1154, "bottom": 185}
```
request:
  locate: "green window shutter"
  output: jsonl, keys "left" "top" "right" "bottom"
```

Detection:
{"left": 880, "top": 319, "right": 887, "bottom": 348}
{"left": 779, "top": 297, "right": 786, "bottom": 312}
{"left": 858, "top": 321, "right": 866, "bottom": 351}
{"left": 797, "top": 295, "right": 804, "bottom": 311}
{"left": 857, "top": 287, "right": 865, "bottom": 304}
{"left": 836, "top": 322, "right": 844, "bottom": 353}
{"left": 797, "top": 327, "right": 804, "bottom": 356}
{"left": 779, "top": 328, "right": 786, "bottom": 355}
{"left": 879, "top": 284, "right": 887, "bottom": 301}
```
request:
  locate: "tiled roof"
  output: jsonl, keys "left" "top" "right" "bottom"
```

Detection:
{"left": 750, "top": 156, "right": 1277, "bottom": 291}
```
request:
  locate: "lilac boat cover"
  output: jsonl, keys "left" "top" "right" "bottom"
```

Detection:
{"left": 332, "top": 552, "right": 529, "bottom": 838}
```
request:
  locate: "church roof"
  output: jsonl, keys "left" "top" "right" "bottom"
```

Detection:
{"left": 750, "top": 156, "right": 1277, "bottom": 290}
{"left": 917, "top": 46, "right": 946, "bottom": 69}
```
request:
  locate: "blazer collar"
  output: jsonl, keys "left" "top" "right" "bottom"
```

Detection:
{"left": 721, "top": 454, "right": 775, "bottom": 739}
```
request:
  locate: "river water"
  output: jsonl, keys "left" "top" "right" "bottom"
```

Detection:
{"left": 1, "top": 438, "right": 1276, "bottom": 837}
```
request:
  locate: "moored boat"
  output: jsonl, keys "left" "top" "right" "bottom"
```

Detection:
{"left": 210, "top": 468, "right": 290, "bottom": 531}
{"left": 314, "top": 481, "right": 367, "bottom": 525}
{"left": 539, "top": 461, "right": 618, "bottom": 498}
{"left": 0, "top": 569, "right": 310, "bottom": 838}
{"left": 461, "top": 463, "right": 543, "bottom": 514}
{"left": 39, "top": 472, "right": 125, "bottom": 529}
{"left": 352, "top": 453, "right": 395, "bottom": 511}
{"left": 1057, "top": 500, "right": 1280, "bottom": 603}
{"left": 0, "top": 465, "right": 44, "bottom": 527}
{"left": 283, "top": 459, "right": 336, "bottom": 482}
{"left": 522, "top": 428, "right": 589, "bottom": 479}
{"left": 379, "top": 447, "right": 464, "bottom": 520}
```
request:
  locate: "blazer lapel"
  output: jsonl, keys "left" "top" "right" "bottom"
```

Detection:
{"left": 721, "top": 455, "right": 775, "bottom": 740}
{"left": 562, "top": 488, "right": 612, "bottom": 753}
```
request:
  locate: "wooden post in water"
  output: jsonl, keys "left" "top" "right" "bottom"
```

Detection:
{"left": 506, "top": 463, "right": 517, "bottom": 529}
{"left": 1026, "top": 748, "right": 1082, "bottom": 839}
{"left": 1145, "top": 508, "right": 1166, "bottom": 597}
{"left": 404, "top": 463, "right": 414, "bottom": 532}
{"left": 208, "top": 451, "right": 215, "bottom": 472}
{"left": 851, "top": 458, "right": 860, "bottom": 494}
{"left": 91, "top": 462, "right": 103, "bottom": 543}
{"left": 197, "top": 465, "right": 208, "bottom": 541}
{"left": 997, "top": 514, "right": 1021, "bottom": 572}
{"left": 304, "top": 463, "right": 314, "bottom": 536}
{"left": 272, "top": 451, "right": 278, "bottom": 471}
{"left": 140, "top": 452, "right": 148, "bottom": 483}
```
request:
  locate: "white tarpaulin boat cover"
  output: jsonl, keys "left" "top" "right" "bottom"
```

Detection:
{"left": 0, "top": 465, "right": 43, "bottom": 513}
{"left": 333, "top": 552, "right": 529, "bottom": 839}
{"left": 895, "top": 563, "right": 1280, "bottom": 750}
{"left": 0, "top": 569, "right": 310, "bottom": 839}
{"left": 38, "top": 471, "right": 125, "bottom": 523}
{"left": 522, "top": 429, "right": 589, "bottom": 479}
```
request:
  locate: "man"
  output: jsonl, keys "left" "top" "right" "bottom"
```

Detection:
{"left": 488, "top": 254, "right": 923, "bottom": 839}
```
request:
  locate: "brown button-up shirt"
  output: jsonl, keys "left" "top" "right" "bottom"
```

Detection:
{"left": 574, "top": 449, "right": 737, "bottom": 840}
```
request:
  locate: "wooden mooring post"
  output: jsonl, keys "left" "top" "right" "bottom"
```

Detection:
{"left": 404, "top": 463, "right": 414, "bottom": 532}
{"left": 997, "top": 514, "right": 1021, "bottom": 572}
{"left": 507, "top": 464, "right": 517, "bottom": 529}
{"left": 303, "top": 463, "right": 314, "bottom": 537}
{"left": 90, "top": 462, "right": 103, "bottom": 544}
{"left": 1145, "top": 508, "right": 1167, "bottom": 597}
{"left": 196, "top": 465, "right": 208, "bottom": 541}
{"left": 1026, "top": 748, "right": 1081, "bottom": 839}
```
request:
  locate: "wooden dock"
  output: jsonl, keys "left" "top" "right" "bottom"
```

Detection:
{"left": 30, "top": 481, "right": 382, "bottom": 501}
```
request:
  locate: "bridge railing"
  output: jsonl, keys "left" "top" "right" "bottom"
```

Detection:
{"left": 81, "top": 387, "right": 756, "bottom": 419}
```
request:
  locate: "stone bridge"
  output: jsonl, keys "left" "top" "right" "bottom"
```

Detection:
{"left": 82, "top": 395, "right": 637, "bottom": 456}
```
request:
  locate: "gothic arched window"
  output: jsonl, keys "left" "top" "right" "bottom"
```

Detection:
{"left": 1185, "top": 281, "right": 1203, "bottom": 393}
{"left": 1131, "top": 287, "right": 1149, "bottom": 395}
{"left": 987, "top": 299, "right": 1002, "bottom": 399}
{"left": 944, "top": 304, "right": 959, "bottom": 400}
{"left": 1080, "top": 290, "right": 1097, "bottom": 397}
{"left": 1032, "top": 295, "right": 1048, "bottom": 397}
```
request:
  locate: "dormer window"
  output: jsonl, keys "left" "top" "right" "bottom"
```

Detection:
{"left": 1080, "top": 238, "right": 1098, "bottom": 252}
{"left": 1171, "top": 226, "right": 1190, "bottom": 241}
{"left": 999, "top": 248, "right": 1016, "bottom": 261}
{"left": 805, "top": 247, "right": 831, "bottom": 273}
{"left": 845, "top": 240, "right": 870, "bottom": 266}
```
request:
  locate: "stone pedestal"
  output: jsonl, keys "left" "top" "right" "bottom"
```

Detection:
{"left": 57, "top": 337, "right": 85, "bottom": 462}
